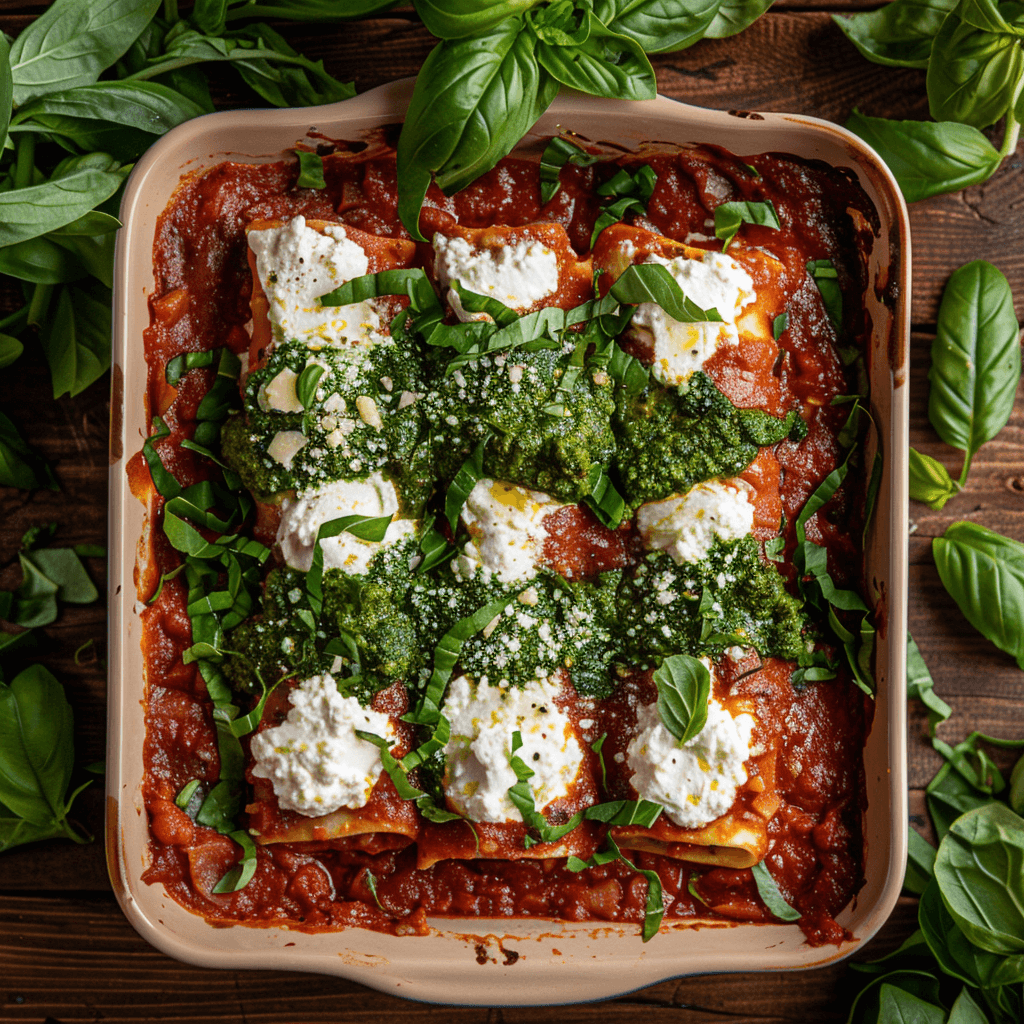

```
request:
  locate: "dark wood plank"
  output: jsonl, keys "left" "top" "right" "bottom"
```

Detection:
{"left": 0, "top": 893, "right": 919, "bottom": 1024}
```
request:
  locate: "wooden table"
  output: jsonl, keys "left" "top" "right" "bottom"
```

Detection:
{"left": 1, "top": 3, "right": 1022, "bottom": 1021}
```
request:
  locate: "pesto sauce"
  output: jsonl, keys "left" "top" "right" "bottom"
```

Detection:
{"left": 222, "top": 338, "right": 434, "bottom": 509}
{"left": 616, "top": 537, "right": 810, "bottom": 666}
{"left": 613, "top": 372, "right": 804, "bottom": 507}
{"left": 420, "top": 346, "right": 616, "bottom": 504}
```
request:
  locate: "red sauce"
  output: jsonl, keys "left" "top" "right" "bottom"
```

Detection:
{"left": 137, "top": 131, "right": 875, "bottom": 945}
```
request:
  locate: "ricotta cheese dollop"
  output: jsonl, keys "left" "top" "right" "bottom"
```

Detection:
{"left": 433, "top": 234, "right": 559, "bottom": 321}
{"left": 247, "top": 216, "right": 382, "bottom": 349}
{"left": 630, "top": 250, "right": 756, "bottom": 386}
{"left": 442, "top": 674, "right": 584, "bottom": 824}
{"left": 457, "top": 478, "right": 566, "bottom": 584}
{"left": 249, "top": 673, "right": 395, "bottom": 816}
{"left": 276, "top": 472, "right": 416, "bottom": 573}
{"left": 636, "top": 479, "right": 754, "bottom": 565}
{"left": 627, "top": 685, "right": 756, "bottom": 829}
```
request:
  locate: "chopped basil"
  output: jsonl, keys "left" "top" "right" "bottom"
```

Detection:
{"left": 713, "top": 199, "right": 780, "bottom": 249}
{"left": 294, "top": 149, "right": 326, "bottom": 189}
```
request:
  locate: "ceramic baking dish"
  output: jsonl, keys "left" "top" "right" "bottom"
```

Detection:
{"left": 107, "top": 79, "right": 910, "bottom": 1005}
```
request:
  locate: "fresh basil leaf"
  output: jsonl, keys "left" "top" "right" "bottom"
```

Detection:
{"left": 593, "top": 0, "right": 722, "bottom": 53}
{"left": 211, "top": 829, "right": 258, "bottom": 893}
{"left": 926, "top": 759, "right": 993, "bottom": 842}
{"left": 539, "top": 134, "right": 603, "bottom": 204}
{"left": 751, "top": 860, "right": 801, "bottom": 920}
{"left": 907, "top": 634, "right": 952, "bottom": 737}
{"left": 947, "top": 986, "right": 991, "bottom": 1024}
{"left": 772, "top": 312, "right": 787, "bottom": 340}
{"left": 706, "top": 0, "right": 774, "bottom": 38}
{"left": 0, "top": 810, "right": 73, "bottom": 853}
{"left": 904, "top": 828, "right": 938, "bottom": 895}
{"left": 9, "top": 0, "right": 163, "bottom": 105}
{"left": 933, "top": 521, "right": 1024, "bottom": 669}
{"left": 877, "top": 984, "right": 947, "bottom": 1023}
{"left": 833, "top": 0, "right": 956, "bottom": 68}
{"left": 807, "top": 259, "right": 842, "bottom": 329}
{"left": 404, "top": 596, "right": 512, "bottom": 727}
{"left": 40, "top": 283, "right": 111, "bottom": 398}
{"left": 0, "top": 235, "right": 89, "bottom": 285}
{"left": 909, "top": 447, "right": 960, "bottom": 509}
{"left": 713, "top": 199, "right": 780, "bottom": 249}
{"left": 0, "top": 165, "right": 126, "bottom": 248}
{"left": 13, "top": 81, "right": 205, "bottom": 161}
{"left": 396, "top": 20, "right": 556, "bottom": 240}
{"left": 929, "top": 260, "right": 1020, "bottom": 478}
{"left": 934, "top": 802, "right": 1024, "bottom": 955}
{"left": 506, "top": 730, "right": 585, "bottom": 846}
{"left": 142, "top": 415, "right": 182, "bottom": 499}
{"left": 0, "top": 664, "right": 75, "bottom": 827}
{"left": 582, "top": 463, "right": 626, "bottom": 529}
{"left": 652, "top": 653, "right": 710, "bottom": 745}
{"left": 609, "top": 262, "right": 723, "bottom": 324}
{"left": 534, "top": 16, "right": 656, "bottom": 102}
{"left": 0, "top": 33, "right": 12, "bottom": 152}
{"left": 228, "top": 0, "right": 400, "bottom": 19}
{"left": 20, "top": 548, "right": 97, "bottom": 606}
{"left": 0, "top": 412, "right": 57, "bottom": 491}
{"left": 415, "top": 0, "right": 542, "bottom": 38}
{"left": 846, "top": 112, "right": 999, "bottom": 203}
{"left": 927, "top": 0, "right": 1024, "bottom": 128}
{"left": 294, "top": 150, "right": 326, "bottom": 190}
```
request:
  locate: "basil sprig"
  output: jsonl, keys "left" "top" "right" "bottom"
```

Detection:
{"left": 395, "top": 0, "right": 772, "bottom": 238}
{"left": 837, "top": 0, "right": 1024, "bottom": 200}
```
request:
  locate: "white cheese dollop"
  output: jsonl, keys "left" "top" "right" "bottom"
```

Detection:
{"left": 276, "top": 473, "right": 416, "bottom": 573}
{"left": 630, "top": 251, "right": 756, "bottom": 386}
{"left": 442, "top": 674, "right": 584, "bottom": 824}
{"left": 248, "top": 216, "right": 382, "bottom": 349}
{"left": 627, "top": 688, "right": 755, "bottom": 829}
{"left": 636, "top": 479, "right": 754, "bottom": 565}
{"left": 457, "top": 478, "right": 566, "bottom": 584}
{"left": 433, "top": 234, "right": 559, "bottom": 321}
{"left": 250, "top": 673, "right": 395, "bottom": 816}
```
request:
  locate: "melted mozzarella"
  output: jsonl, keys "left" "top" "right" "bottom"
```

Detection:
{"left": 442, "top": 674, "right": 584, "bottom": 824}
{"left": 276, "top": 473, "right": 416, "bottom": 574}
{"left": 433, "top": 234, "right": 559, "bottom": 321}
{"left": 250, "top": 673, "right": 395, "bottom": 816}
{"left": 627, "top": 684, "right": 755, "bottom": 829}
{"left": 636, "top": 479, "right": 754, "bottom": 565}
{"left": 630, "top": 251, "right": 756, "bottom": 385}
{"left": 248, "top": 216, "right": 382, "bottom": 349}
{"left": 457, "top": 479, "right": 566, "bottom": 584}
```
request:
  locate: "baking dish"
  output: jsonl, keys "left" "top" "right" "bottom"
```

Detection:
{"left": 107, "top": 78, "right": 910, "bottom": 1005}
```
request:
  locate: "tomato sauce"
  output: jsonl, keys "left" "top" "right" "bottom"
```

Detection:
{"left": 135, "top": 130, "right": 875, "bottom": 946}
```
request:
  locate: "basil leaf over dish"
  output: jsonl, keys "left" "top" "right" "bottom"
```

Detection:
{"left": 652, "top": 653, "right": 711, "bottom": 745}
{"left": 713, "top": 199, "right": 780, "bottom": 249}
{"left": 751, "top": 860, "right": 802, "bottom": 921}
{"left": 294, "top": 149, "right": 326, "bottom": 189}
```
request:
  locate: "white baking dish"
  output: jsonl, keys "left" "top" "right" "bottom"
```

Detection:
{"left": 107, "top": 78, "right": 910, "bottom": 1005}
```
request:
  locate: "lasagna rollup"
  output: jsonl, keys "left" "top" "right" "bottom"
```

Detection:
{"left": 246, "top": 678, "right": 420, "bottom": 849}
{"left": 415, "top": 669, "right": 601, "bottom": 869}
{"left": 598, "top": 664, "right": 780, "bottom": 870}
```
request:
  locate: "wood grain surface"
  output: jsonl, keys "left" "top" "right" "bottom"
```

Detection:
{"left": 1, "top": 6, "right": 1023, "bottom": 1023}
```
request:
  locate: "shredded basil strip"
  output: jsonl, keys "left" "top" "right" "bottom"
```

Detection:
{"left": 584, "top": 799, "right": 663, "bottom": 828}
{"left": 364, "top": 869, "right": 388, "bottom": 913}
{"left": 403, "top": 595, "right": 513, "bottom": 727}
{"left": 174, "top": 779, "right": 202, "bottom": 813}
{"left": 539, "top": 134, "right": 604, "bottom": 204}
{"left": 294, "top": 149, "right": 326, "bottom": 189}
{"left": 751, "top": 860, "right": 802, "bottom": 921}
{"left": 506, "top": 730, "right": 585, "bottom": 848}
{"left": 807, "top": 258, "right": 842, "bottom": 329}
{"left": 166, "top": 349, "right": 216, "bottom": 386}
{"left": 142, "top": 415, "right": 181, "bottom": 498}
{"left": 582, "top": 463, "right": 626, "bottom": 530}
{"left": 609, "top": 262, "right": 723, "bottom": 324}
{"left": 305, "top": 513, "right": 393, "bottom": 618}
{"left": 212, "top": 829, "right": 259, "bottom": 894}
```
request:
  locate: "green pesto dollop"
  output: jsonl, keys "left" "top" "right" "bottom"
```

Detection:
{"left": 419, "top": 346, "right": 616, "bottom": 504}
{"left": 613, "top": 372, "right": 806, "bottom": 507}
{"left": 615, "top": 536, "right": 810, "bottom": 666}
